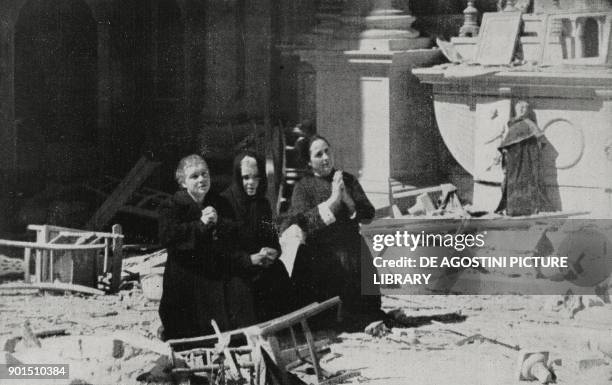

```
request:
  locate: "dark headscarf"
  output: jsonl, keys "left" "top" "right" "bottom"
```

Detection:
{"left": 222, "top": 151, "right": 272, "bottom": 239}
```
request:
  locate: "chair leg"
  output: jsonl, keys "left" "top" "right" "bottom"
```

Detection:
{"left": 301, "top": 319, "right": 323, "bottom": 383}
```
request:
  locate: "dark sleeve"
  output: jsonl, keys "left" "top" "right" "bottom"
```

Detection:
{"left": 347, "top": 175, "right": 375, "bottom": 224}
{"left": 214, "top": 197, "right": 254, "bottom": 274}
{"left": 285, "top": 180, "right": 329, "bottom": 237}
{"left": 158, "top": 197, "right": 212, "bottom": 252}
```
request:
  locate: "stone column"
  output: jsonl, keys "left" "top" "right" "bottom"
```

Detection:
{"left": 572, "top": 17, "right": 584, "bottom": 58}
{"left": 299, "top": 0, "right": 440, "bottom": 208}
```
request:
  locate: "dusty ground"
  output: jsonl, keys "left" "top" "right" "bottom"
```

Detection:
{"left": 1, "top": 287, "right": 611, "bottom": 385}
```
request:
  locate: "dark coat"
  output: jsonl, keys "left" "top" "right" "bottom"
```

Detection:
{"left": 221, "top": 152, "right": 295, "bottom": 322}
{"left": 496, "top": 117, "right": 550, "bottom": 216}
{"left": 158, "top": 190, "right": 256, "bottom": 340}
{"left": 284, "top": 170, "right": 381, "bottom": 317}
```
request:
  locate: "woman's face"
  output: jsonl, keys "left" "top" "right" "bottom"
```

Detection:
{"left": 309, "top": 139, "right": 333, "bottom": 177}
{"left": 515, "top": 102, "right": 529, "bottom": 118}
{"left": 181, "top": 162, "right": 210, "bottom": 200}
{"left": 240, "top": 156, "right": 260, "bottom": 196}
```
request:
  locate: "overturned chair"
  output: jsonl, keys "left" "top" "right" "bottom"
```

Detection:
{"left": 0, "top": 224, "right": 123, "bottom": 295}
{"left": 167, "top": 296, "right": 359, "bottom": 385}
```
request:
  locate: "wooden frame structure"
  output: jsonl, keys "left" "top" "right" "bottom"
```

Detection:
{"left": 0, "top": 224, "right": 123, "bottom": 293}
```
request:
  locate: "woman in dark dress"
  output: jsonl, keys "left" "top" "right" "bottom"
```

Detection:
{"left": 221, "top": 151, "right": 295, "bottom": 322}
{"left": 158, "top": 155, "right": 270, "bottom": 340}
{"left": 283, "top": 135, "right": 382, "bottom": 326}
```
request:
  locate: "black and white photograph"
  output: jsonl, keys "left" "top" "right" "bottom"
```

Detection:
{"left": 1, "top": 0, "right": 612, "bottom": 384}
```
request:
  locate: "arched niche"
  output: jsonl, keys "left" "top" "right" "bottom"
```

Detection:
{"left": 14, "top": 0, "right": 97, "bottom": 178}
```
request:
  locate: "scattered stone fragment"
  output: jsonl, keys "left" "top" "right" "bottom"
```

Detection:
{"left": 364, "top": 320, "right": 390, "bottom": 338}
{"left": 89, "top": 311, "right": 119, "bottom": 318}
{"left": 22, "top": 320, "right": 41, "bottom": 348}
{"left": 576, "top": 357, "right": 609, "bottom": 371}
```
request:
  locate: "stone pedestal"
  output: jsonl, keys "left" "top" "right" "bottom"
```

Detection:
{"left": 414, "top": 67, "right": 612, "bottom": 217}
{"left": 297, "top": 0, "right": 441, "bottom": 208}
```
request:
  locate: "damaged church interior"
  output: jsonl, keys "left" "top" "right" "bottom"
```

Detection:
{"left": 1, "top": 0, "right": 612, "bottom": 384}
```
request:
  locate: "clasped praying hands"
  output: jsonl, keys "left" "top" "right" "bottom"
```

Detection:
{"left": 327, "top": 170, "right": 355, "bottom": 214}
{"left": 250, "top": 247, "right": 278, "bottom": 267}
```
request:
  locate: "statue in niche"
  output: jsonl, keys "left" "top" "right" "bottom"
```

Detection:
{"left": 495, "top": 100, "right": 551, "bottom": 216}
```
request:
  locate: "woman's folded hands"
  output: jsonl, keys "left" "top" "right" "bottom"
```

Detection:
{"left": 250, "top": 247, "right": 279, "bottom": 267}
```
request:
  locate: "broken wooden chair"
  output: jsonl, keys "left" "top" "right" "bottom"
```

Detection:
{"left": 0, "top": 224, "right": 123, "bottom": 293}
{"left": 167, "top": 297, "right": 357, "bottom": 385}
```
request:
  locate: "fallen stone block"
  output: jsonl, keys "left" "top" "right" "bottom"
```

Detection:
{"left": 576, "top": 357, "right": 610, "bottom": 371}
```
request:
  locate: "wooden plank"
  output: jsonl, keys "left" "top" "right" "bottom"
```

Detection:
{"left": 103, "top": 238, "right": 109, "bottom": 273}
{"left": 28, "top": 224, "right": 85, "bottom": 233}
{"left": 211, "top": 319, "right": 242, "bottom": 380}
{"left": 110, "top": 224, "right": 123, "bottom": 293}
{"left": 87, "top": 156, "right": 161, "bottom": 230}
{"left": 23, "top": 248, "right": 31, "bottom": 283}
{"left": 282, "top": 341, "right": 331, "bottom": 370}
{"left": 0, "top": 240, "right": 106, "bottom": 251}
{"left": 300, "top": 319, "right": 322, "bottom": 382}
{"left": 258, "top": 297, "right": 341, "bottom": 336}
{"left": 40, "top": 225, "right": 48, "bottom": 282}
{"left": 58, "top": 231, "right": 123, "bottom": 239}
{"left": 0, "top": 282, "right": 105, "bottom": 296}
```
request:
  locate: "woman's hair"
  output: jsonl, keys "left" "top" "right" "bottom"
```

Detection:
{"left": 175, "top": 154, "right": 208, "bottom": 185}
{"left": 232, "top": 150, "right": 267, "bottom": 196}
{"left": 299, "top": 134, "right": 331, "bottom": 166}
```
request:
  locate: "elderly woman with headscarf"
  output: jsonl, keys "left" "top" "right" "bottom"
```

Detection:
{"left": 158, "top": 154, "right": 271, "bottom": 340}
{"left": 221, "top": 151, "right": 295, "bottom": 322}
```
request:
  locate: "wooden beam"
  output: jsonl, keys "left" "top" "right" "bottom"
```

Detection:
{"left": 0, "top": 282, "right": 105, "bottom": 296}
{"left": 87, "top": 156, "right": 161, "bottom": 230}
{"left": 0, "top": 240, "right": 106, "bottom": 251}
{"left": 257, "top": 297, "right": 341, "bottom": 336}
{"left": 23, "top": 248, "right": 31, "bottom": 283}
{"left": 110, "top": 224, "right": 123, "bottom": 293}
